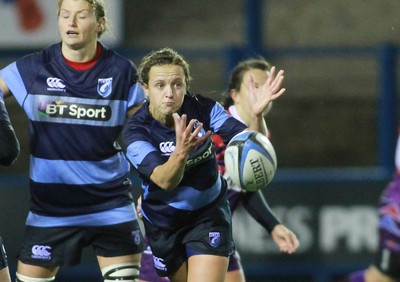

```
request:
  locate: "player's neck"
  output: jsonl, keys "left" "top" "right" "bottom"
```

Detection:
{"left": 234, "top": 105, "right": 250, "bottom": 126}
{"left": 63, "top": 42, "right": 103, "bottom": 70}
{"left": 61, "top": 41, "right": 99, "bottom": 63}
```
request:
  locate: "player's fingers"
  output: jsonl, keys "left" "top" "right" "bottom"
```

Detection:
{"left": 270, "top": 88, "right": 286, "bottom": 101}
{"left": 186, "top": 119, "right": 198, "bottom": 137}
{"left": 191, "top": 122, "right": 202, "bottom": 136}
{"left": 266, "top": 66, "right": 276, "bottom": 84}
{"left": 180, "top": 114, "right": 187, "bottom": 125}
{"left": 288, "top": 233, "right": 300, "bottom": 251}
{"left": 196, "top": 130, "right": 211, "bottom": 144}
{"left": 270, "top": 73, "right": 284, "bottom": 92}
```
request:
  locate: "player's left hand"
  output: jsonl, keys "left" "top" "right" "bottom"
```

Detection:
{"left": 248, "top": 66, "right": 285, "bottom": 117}
{"left": 173, "top": 113, "right": 211, "bottom": 154}
{"left": 271, "top": 224, "right": 300, "bottom": 254}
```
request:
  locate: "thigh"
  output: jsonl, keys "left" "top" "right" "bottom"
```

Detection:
{"left": 0, "top": 267, "right": 11, "bottom": 282}
{"left": 187, "top": 254, "right": 229, "bottom": 282}
{"left": 17, "top": 261, "right": 59, "bottom": 279}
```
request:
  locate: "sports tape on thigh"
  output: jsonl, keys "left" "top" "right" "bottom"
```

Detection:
{"left": 102, "top": 262, "right": 140, "bottom": 281}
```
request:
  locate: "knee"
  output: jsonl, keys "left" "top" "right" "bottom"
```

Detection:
{"left": 101, "top": 262, "right": 140, "bottom": 282}
{"left": 15, "top": 273, "right": 55, "bottom": 282}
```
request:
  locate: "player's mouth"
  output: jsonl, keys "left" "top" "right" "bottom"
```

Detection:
{"left": 66, "top": 31, "right": 79, "bottom": 36}
{"left": 164, "top": 101, "right": 174, "bottom": 106}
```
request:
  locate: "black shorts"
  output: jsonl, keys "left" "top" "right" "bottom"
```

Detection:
{"left": 143, "top": 194, "right": 234, "bottom": 277}
{"left": 375, "top": 248, "right": 400, "bottom": 279}
{"left": 0, "top": 236, "right": 8, "bottom": 269}
{"left": 18, "top": 221, "right": 144, "bottom": 267}
{"left": 138, "top": 245, "right": 241, "bottom": 281}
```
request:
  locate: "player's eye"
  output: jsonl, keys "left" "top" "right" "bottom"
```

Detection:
{"left": 60, "top": 12, "right": 70, "bottom": 18}
{"left": 78, "top": 12, "right": 90, "bottom": 19}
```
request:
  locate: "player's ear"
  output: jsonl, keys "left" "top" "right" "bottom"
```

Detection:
{"left": 230, "top": 89, "right": 239, "bottom": 103}
{"left": 97, "top": 17, "right": 105, "bottom": 34}
{"left": 142, "top": 83, "right": 150, "bottom": 95}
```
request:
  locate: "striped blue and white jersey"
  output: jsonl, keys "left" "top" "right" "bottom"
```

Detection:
{"left": 0, "top": 43, "right": 145, "bottom": 225}
{"left": 123, "top": 93, "right": 247, "bottom": 228}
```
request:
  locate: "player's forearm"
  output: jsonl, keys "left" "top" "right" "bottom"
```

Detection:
{"left": 242, "top": 190, "right": 280, "bottom": 233}
{"left": 150, "top": 149, "right": 188, "bottom": 190}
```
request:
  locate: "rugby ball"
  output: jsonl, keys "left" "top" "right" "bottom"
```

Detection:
{"left": 224, "top": 130, "right": 277, "bottom": 192}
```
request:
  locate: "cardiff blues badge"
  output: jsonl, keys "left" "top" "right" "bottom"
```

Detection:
{"left": 131, "top": 230, "right": 142, "bottom": 245}
{"left": 209, "top": 232, "right": 221, "bottom": 248}
{"left": 97, "top": 78, "right": 113, "bottom": 97}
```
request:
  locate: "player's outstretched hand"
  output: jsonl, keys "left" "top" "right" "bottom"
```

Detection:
{"left": 173, "top": 113, "right": 211, "bottom": 154}
{"left": 248, "top": 66, "right": 285, "bottom": 117}
{"left": 271, "top": 224, "right": 300, "bottom": 254}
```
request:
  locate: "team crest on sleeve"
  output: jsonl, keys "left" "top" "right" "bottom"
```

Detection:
{"left": 209, "top": 232, "right": 221, "bottom": 247}
{"left": 97, "top": 78, "right": 113, "bottom": 97}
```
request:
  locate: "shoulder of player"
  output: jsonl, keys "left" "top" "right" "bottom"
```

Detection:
{"left": 124, "top": 104, "right": 152, "bottom": 131}
{"left": 184, "top": 92, "right": 216, "bottom": 107}
{"left": 101, "top": 45, "right": 136, "bottom": 72}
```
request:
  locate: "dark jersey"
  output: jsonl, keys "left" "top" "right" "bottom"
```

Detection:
{"left": 0, "top": 90, "right": 19, "bottom": 166}
{"left": 123, "top": 94, "right": 247, "bottom": 229}
{"left": 0, "top": 42, "right": 145, "bottom": 223}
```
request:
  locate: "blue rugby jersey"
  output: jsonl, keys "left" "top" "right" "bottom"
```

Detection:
{"left": 0, "top": 43, "right": 145, "bottom": 223}
{"left": 123, "top": 93, "right": 247, "bottom": 229}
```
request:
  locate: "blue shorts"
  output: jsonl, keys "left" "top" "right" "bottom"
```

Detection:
{"left": 18, "top": 221, "right": 144, "bottom": 267}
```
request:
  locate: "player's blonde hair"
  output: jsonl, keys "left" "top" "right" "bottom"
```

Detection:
{"left": 57, "top": 0, "right": 108, "bottom": 38}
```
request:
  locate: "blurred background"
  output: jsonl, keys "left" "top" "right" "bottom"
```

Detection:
{"left": 1, "top": 0, "right": 400, "bottom": 281}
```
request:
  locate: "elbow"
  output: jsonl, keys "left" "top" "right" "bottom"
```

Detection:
{"left": 0, "top": 141, "right": 20, "bottom": 167}
{"left": 0, "top": 147, "right": 20, "bottom": 166}
{"left": 156, "top": 180, "right": 177, "bottom": 191}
